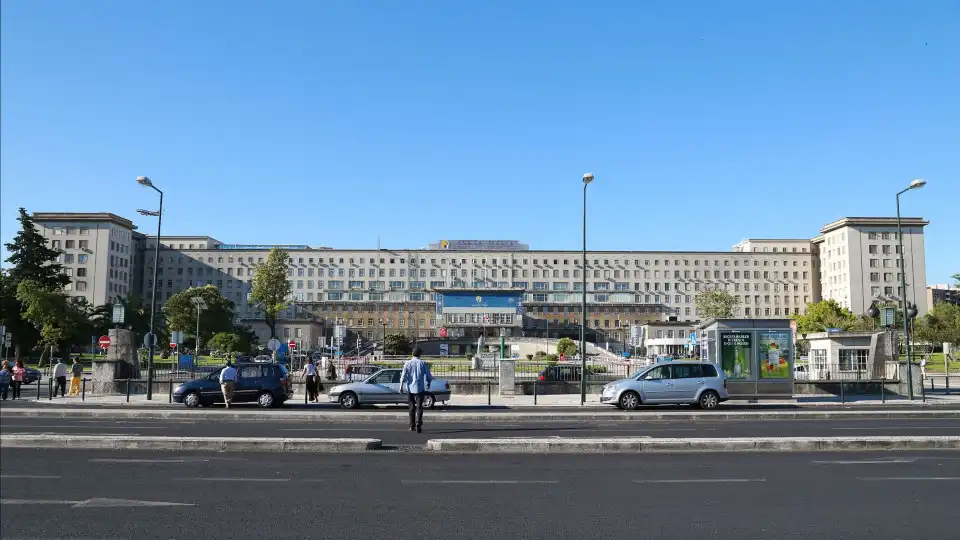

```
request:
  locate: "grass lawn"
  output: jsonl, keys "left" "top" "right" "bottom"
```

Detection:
{"left": 900, "top": 353, "right": 960, "bottom": 373}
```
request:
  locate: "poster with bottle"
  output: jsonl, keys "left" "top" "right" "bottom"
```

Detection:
{"left": 720, "top": 331, "right": 752, "bottom": 379}
{"left": 758, "top": 330, "right": 792, "bottom": 378}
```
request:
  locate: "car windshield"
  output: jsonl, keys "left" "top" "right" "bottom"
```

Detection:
{"left": 629, "top": 367, "right": 653, "bottom": 379}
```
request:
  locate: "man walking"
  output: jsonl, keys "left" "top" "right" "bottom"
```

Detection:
{"left": 400, "top": 347, "right": 433, "bottom": 433}
{"left": 69, "top": 357, "right": 84, "bottom": 396}
{"left": 219, "top": 361, "right": 238, "bottom": 408}
{"left": 52, "top": 358, "right": 69, "bottom": 397}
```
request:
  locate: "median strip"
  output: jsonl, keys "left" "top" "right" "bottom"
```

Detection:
{"left": 424, "top": 436, "right": 960, "bottom": 453}
{"left": 0, "top": 435, "right": 382, "bottom": 452}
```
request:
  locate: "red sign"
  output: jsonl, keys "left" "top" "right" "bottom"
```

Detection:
{"left": 439, "top": 328, "right": 448, "bottom": 338}
{"left": 170, "top": 343, "right": 177, "bottom": 349}
{"left": 98, "top": 336, "right": 111, "bottom": 349}
{"left": 288, "top": 340, "right": 296, "bottom": 350}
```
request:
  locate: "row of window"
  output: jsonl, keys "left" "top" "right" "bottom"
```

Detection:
{"left": 49, "top": 227, "right": 91, "bottom": 235}
{"left": 51, "top": 239, "right": 90, "bottom": 250}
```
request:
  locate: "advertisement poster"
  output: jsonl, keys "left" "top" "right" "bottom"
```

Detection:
{"left": 758, "top": 331, "right": 791, "bottom": 379}
{"left": 720, "top": 331, "right": 752, "bottom": 379}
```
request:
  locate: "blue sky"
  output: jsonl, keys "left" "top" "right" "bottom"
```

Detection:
{"left": 2, "top": 0, "right": 957, "bottom": 284}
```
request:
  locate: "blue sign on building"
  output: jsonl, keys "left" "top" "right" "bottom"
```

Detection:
{"left": 443, "top": 292, "right": 523, "bottom": 309}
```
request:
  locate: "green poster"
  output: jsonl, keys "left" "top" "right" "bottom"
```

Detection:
{"left": 720, "top": 331, "right": 752, "bottom": 379}
{"left": 758, "top": 331, "right": 791, "bottom": 379}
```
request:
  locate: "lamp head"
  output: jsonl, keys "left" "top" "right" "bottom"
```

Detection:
{"left": 908, "top": 178, "right": 926, "bottom": 190}
{"left": 136, "top": 176, "right": 153, "bottom": 187}
{"left": 136, "top": 209, "right": 160, "bottom": 217}
{"left": 582, "top": 173, "right": 594, "bottom": 184}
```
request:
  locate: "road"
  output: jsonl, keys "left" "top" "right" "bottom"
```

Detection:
{"left": 2, "top": 449, "right": 958, "bottom": 539}
{"left": 3, "top": 416, "right": 960, "bottom": 446}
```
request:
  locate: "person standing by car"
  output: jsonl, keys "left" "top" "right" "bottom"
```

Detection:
{"left": 11, "top": 359, "right": 26, "bottom": 400}
{"left": 219, "top": 361, "right": 238, "bottom": 408}
{"left": 301, "top": 359, "right": 319, "bottom": 403}
{"left": 400, "top": 347, "right": 433, "bottom": 433}
{"left": 53, "top": 358, "right": 69, "bottom": 397}
{"left": 69, "top": 357, "right": 84, "bottom": 396}
{"left": 0, "top": 362, "right": 11, "bottom": 400}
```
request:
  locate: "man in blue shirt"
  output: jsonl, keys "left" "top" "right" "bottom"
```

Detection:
{"left": 219, "top": 361, "right": 238, "bottom": 408}
{"left": 400, "top": 347, "right": 433, "bottom": 433}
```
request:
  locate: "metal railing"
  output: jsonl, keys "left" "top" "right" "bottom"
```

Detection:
{"left": 793, "top": 362, "right": 900, "bottom": 382}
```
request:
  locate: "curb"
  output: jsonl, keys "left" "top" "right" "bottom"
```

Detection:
{"left": 3, "top": 408, "right": 960, "bottom": 422}
{"left": 425, "top": 436, "right": 960, "bottom": 453}
{"left": 0, "top": 435, "right": 382, "bottom": 452}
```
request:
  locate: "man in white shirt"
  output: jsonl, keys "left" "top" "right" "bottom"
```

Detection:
{"left": 52, "top": 358, "right": 69, "bottom": 398}
{"left": 219, "top": 362, "right": 238, "bottom": 408}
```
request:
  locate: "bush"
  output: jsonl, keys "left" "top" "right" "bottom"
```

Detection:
{"left": 526, "top": 354, "right": 534, "bottom": 360}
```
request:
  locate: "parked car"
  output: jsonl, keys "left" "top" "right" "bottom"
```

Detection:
{"left": 253, "top": 355, "right": 273, "bottom": 363}
{"left": 344, "top": 364, "right": 380, "bottom": 382}
{"left": 173, "top": 362, "right": 294, "bottom": 408}
{"left": 538, "top": 364, "right": 597, "bottom": 382}
{"left": 600, "top": 361, "right": 728, "bottom": 410}
{"left": 328, "top": 368, "right": 451, "bottom": 409}
{"left": 23, "top": 367, "right": 42, "bottom": 385}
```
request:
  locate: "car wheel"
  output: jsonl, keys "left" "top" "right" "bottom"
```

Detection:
{"left": 422, "top": 394, "right": 436, "bottom": 409}
{"left": 618, "top": 391, "right": 641, "bottom": 411}
{"left": 698, "top": 390, "right": 720, "bottom": 410}
{"left": 183, "top": 391, "right": 201, "bottom": 408}
{"left": 339, "top": 392, "right": 359, "bottom": 409}
{"left": 257, "top": 392, "right": 275, "bottom": 408}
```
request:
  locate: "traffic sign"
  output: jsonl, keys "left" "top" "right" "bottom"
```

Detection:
{"left": 98, "top": 335, "right": 111, "bottom": 349}
{"left": 266, "top": 338, "right": 281, "bottom": 351}
{"left": 143, "top": 333, "right": 157, "bottom": 348}
{"left": 439, "top": 328, "right": 448, "bottom": 338}
{"left": 169, "top": 343, "right": 178, "bottom": 349}
{"left": 288, "top": 340, "right": 296, "bottom": 350}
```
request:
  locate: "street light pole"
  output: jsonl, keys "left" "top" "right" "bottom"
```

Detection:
{"left": 896, "top": 178, "right": 926, "bottom": 400}
{"left": 137, "top": 176, "right": 163, "bottom": 400}
{"left": 192, "top": 296, "right": 207, "bottom": 362}
{"left": 580, "top": 173, "right": 594, "bottom": 406}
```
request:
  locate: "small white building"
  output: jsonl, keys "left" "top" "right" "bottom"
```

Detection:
{"left": 641, "top": 322, "right": 696, "bottom": 357}
{"left": 800, "top": 330, "right": 898, "bottom": 381}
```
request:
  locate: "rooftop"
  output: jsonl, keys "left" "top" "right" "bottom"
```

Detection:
{"left": 820, "top": 217, "right": 929, "bottom": 234}
{"left": 32, "top": 212, "right": 137, "bottom": 230}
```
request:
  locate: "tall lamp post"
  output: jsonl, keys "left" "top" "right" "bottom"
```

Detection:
{"left": 136, "top": 176, "right": 163, "bottom": 400}
{"left": 191, "top": 296, "right": 207, "bottom": 361}
{"left": 896, "top": 178, "right": 925, "bottom": 400}
{"left": 580, "top": 173, "right": 594, "bottom": 405}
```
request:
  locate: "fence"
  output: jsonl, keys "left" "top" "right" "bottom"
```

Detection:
{"left": 793, "top": 361, "right": 900, "bottom": 382}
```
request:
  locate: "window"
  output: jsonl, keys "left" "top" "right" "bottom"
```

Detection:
{"left": 839, "top": 349, "right": 868, "bottom": 372}
{"left": 78, "top": 254, "right": 88, "bottom": 264}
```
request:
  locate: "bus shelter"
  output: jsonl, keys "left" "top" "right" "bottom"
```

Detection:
{"left": 697, "top": 318, "right": 795, "bottom": 399}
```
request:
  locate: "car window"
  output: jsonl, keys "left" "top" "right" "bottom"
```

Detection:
{"left": 371, "top": 371, "right": 395, "bottom": 384}
{"left": 673, "top": 364, "right": 702, "bottom": 379}
{"left": 391, "top": 370, "right": 402, "bottom": 384}
{"left": 643, "top": 366, "right": 671, "bottom": 380}
{"left": 240, "top": 366, "right": 262, "bottom": 379}
{"left": 701, "top": 364, "right": 718, "bottom": 378}
{"left": 206, "top": 369, "right": 223, "bottom": 381}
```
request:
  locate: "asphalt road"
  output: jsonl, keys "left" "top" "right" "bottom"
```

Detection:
{"left": 3, "top": 416, "right": 960, "bottom": 445}
{"left": 2, "top": 449, "right": 959, "bottom": 539}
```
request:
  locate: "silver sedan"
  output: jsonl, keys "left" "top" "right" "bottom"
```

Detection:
{"left": 328, "top": 368, "right": 452, "bottom": 409}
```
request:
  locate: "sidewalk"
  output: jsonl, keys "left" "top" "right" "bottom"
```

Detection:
{"left": 10, "top": 392, "right": 960, "bottom": 408}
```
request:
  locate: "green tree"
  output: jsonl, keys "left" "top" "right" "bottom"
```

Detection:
{"left": 914, "top": 303, "right": 960, "bottom": 348}
{"left": 208, "top": 332, "right": 244, "bottom": 358}
{"left": 232, "top": 323, "right": 260, "bottom": 351}
{"left": 15, "top": 280, "right": 90, "bottom": 365}
{"left": 1, "top": 209, "right": 72, "bottom": 356}
{"left": 953, "top": 273, "right": 960, "bottom": 288}
{"left": 694, "top": 289, "right": 740, "bottom": 319}
{"left": 792, "top": 299, "right": 858, "bottom": 334}
{"left": 89, "top": 295, "right": 168, "bottom": 347}
{"left": 163, "top": 285, "right": 235, "bottom": 348}
{"left": 556, "top": 337, "right": 578, "bottom": 357}
{"left": 384, "top": 333, "right": 412, "bottom": 355}
{"left": 249, "top": 248, "right": 291, "bottom": 339}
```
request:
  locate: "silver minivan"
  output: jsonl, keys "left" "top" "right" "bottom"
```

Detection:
{"left": 600, "top": 361, "right": 728, "bottom": 410}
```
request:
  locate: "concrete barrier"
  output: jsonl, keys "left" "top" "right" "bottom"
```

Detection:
{"left": 0, "top": 435, "right": 382, "bottom": 452}
{"left": 425, "top": 436, "right": 960, "bottom": 453}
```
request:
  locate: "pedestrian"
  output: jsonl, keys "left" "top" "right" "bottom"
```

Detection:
{"left": 400, "top": 347, "right": 433, "bottom": 433}
{"left": 53, "top": 358, "right": 69, "bottom": 397}
{"left": 921, "top": 356, "right": 928, "bottom": 379}
{"left": 301, "top": 359, "right": 319, "bottom": 403}
{"left": 219, "top": 361, "right": 237, "bottom": 408}
{"left": 69, "top": 357, "right": 83, "bottom": 396}
{"left": 11, "top": 359, "right": 26, "bottom": 400}
{"left": 0, "top": 362, "right": 11, "bottom": 400}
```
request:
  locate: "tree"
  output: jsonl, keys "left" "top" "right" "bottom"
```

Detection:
{"left": 694, "top": 289, "right": 740, "bottom": 319}
{"left": 250, "top": 248, "right": 291, "bottom": 339}
{"left": 89, "top": 295, "right": 168, "bottom": 347}
{"left": 163, "top": 285, "right": 235, "bottom": 348}
{"left": 1, "top": 209, "right": 72, "bottom": 357}
{"left": 556, "top": 337, "right": 578, "bottom": 357}
{"left": 208, "top": 332, "right": 244, "bottom": 358}
{"left": 793, "top": 299, "right": 858, "bottom": 334}
{"left": 914, "top": 303, "right": 960, "bottom": 348}
{"left": 384, "top": 333, "right": 412, "bottom": 355}
{"left": 953, "top": 273, "right": 960, "bottom": 288}
{"left": 232, "top": 323, "right": 260, "bottom": 351}
{"left": 15, "top": 280, "right": 90, "bottom": 365}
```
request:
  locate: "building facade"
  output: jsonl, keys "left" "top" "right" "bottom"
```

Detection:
{"left": 927, "top": 285, "right": 960, "bottom": 307}
{"left": 28, "top": 213, "right": 930, "bottom": 351}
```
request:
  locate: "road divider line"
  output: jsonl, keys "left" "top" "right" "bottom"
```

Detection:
{"left": 812, "top": 459, "right": 918, "bottom": 464}
{"left": 190, "top": 477, "right": 288, "bottom": 482}
{"left": 858, "top": 477, "right": 960, "bottom": 481}
{"left": 632, "top": 478, "right": 765, "bottom": 484}
{"left": 0, "top": 474, "right": 61, "bottom": 479}
{"left": 0, "top": 435, "right": 382, "bottom": 453}
{"left": 401, "top": 480, "right": 559, "bottom": 485}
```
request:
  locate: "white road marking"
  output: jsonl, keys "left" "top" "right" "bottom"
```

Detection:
{"left": 813, "top": 459, "right": 918, "bottom": 465}
{"left": 0, "top": 498, "right": 194, "bottom": 507}
{"left": 401, "top": 480, "right": 559, "bottom": 485}
{"left": 858, "top": 477, "right": 960, "bottom": 482}
{"left": 632, "top": 478, "right": 766, "bottom": 484}
{"left": 0, "top": 474, "right": 61, "bottom": 479}
{"left": 189, "top": 477, "right": 288, "bottom": 482}
{"left": 89, "top": 459, "right": 187, "bottom": 464}
{"left": 831, "top": 426, "right": 960, "bottom": 431}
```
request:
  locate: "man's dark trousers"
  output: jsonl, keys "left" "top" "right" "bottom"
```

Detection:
{"left": 55, "top": 376, "right": 67, "bottom": 397}
{"left": 407, "top": 392, "right": 425, "bottom": 429}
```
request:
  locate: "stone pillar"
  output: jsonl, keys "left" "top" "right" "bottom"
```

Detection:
{"left": 92, "top": 329, "right": 140, "bottom": 394}
{"left": 499, "top": 359, "right": 516, "bottom": 396}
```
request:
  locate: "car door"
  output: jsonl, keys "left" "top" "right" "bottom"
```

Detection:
{"left": 201, "top": 370, "right": 225, "bottom": 403}
{"left": 235, "top": 365, "right": 264, "bottom": 403}
{"left": 640, "top": 365, "right": 674, "bottom": 403}
{"left": 669, "top": 364, "right": 703, "bottom": 402}
{"left": 364, "top": 370, "right": 399, "bottom": 403}
{"left": 382, "top": 369, "right": 405, "bottom": 403}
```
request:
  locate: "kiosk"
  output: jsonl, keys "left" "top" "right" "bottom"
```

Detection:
{"left": 698, "top": 318, "right": 795, "bottom": 399}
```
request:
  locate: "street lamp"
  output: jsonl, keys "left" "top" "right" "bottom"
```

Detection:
{"left": 580, "top": 172, "right": 594, "bottom": 405}
{"left": 896, "top": 178, "right": 925, "bottom": 400}
{"left": 191, "top": 296, "right": 207, "bottom": 359}
{"left": 136, "top": 176, "right": 163, "bottom": 400}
